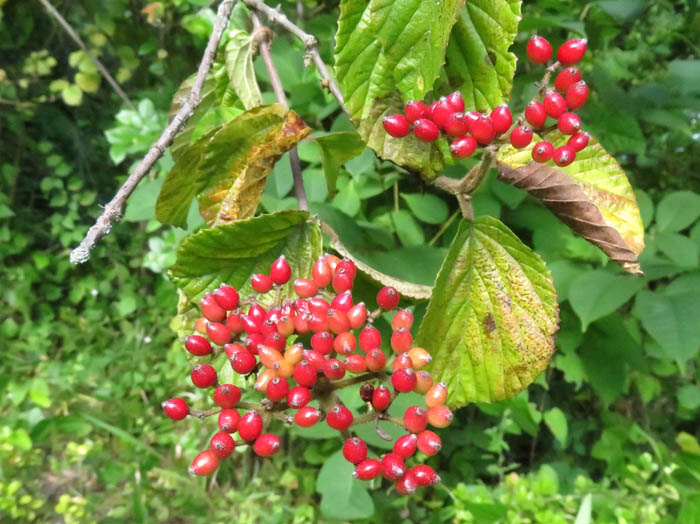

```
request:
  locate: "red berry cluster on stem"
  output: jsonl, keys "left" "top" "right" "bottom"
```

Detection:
{"left": 163, "top": 254, "right": 453, "bottom": 495}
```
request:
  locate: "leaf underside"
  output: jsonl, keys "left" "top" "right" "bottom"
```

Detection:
{"left": 416, "top": 216, "right": 559, "bottom": 407}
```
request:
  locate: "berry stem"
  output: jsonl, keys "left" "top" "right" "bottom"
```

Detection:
{"left": 331, "top": 372, "right": 384, "bottom": 390}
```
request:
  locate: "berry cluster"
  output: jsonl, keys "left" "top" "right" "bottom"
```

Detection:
{"left": 162, "top": 254, "right": 452, "bottom": 495}
{"left": 381, "top": 36, "right": 591, "bottom": 167}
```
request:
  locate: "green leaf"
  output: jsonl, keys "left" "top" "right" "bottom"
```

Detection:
{"left": 678, "top": 385, "right": 700, "bottom": 411}
{"left": 74, "top": 71, "right": 100, "bottom": 93}
{"left": 568, "top": 270, "right": 645, "bottom": 331}
{"left": 655, "top": 232, "right": 699, "bottom": 268}
{"left": 313, "top": 132, "right": 365, "bottom": 194}
{"left": 61, "top": 83, "right": 83, "bottom": 106}
{"left": 543, "top": 407, "right": 568, "bottom": 445}
{"left": 123, "top": 176, "right": 165, "bottom": 222}
{"left": 655, "top": 190, "right": 700, "bottom": 233}
{"left": 401, "top": 193, "right": 449, "bottom": 224}
{"left": 317, "top": 451, "right": 374, "bottom": 520}
{"left": 156, "top": 105, "right": 310, "bottom": 227}
{"left": 391, "top": 209, "right": 425, "bottom": 247}
{"left": 170, "top": 211, "right": 322, "bottom": 305}
{"left": 416, "top": 216, "right": 558, "bottom": 406}
{"left": 333, "top": 0, "right": 463, "bottom": 179}
{"left": 574, "top": 493, "right": 593, "bottom": 524}
{"left": 225, "top": 29, "right": 263, "bottom": 109}
{"left": 29, "top": 378, "right": 51, "bottom": 408}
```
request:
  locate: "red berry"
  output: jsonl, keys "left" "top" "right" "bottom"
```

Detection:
{"left": 359, "top": 325, "right": 381, "bottom": 352}
{"left": 191, "top": 364, "right": 217, "bottom": 388}
{"left": 254, "top": 433, "right": 281, "bottom": 456}
{"left": 162, "top": 398, "right": 188, "bottom": 420}
{"left": 557, "top": 112, "right": 581, "bottom": 135}
{"left": 266, "top": 377, "right": 289, "bottom": 402}
{"left": 392, "top": 368, "right": 417, "bottom": 393}
{"left": 312, "top": 258, "right": 332, "bottom": 288}
{"left": 566, "top": 80, "right": 589, "bottom": 109}
{"left": 302, "top": 349, "right": 326, "bottom": 371}
{"left": 509, "top": 126, "right": 534, "bottom": 149}
{"left": 543, "top": 91, "right": 567, "bottom": 118}
{"left": 286, "top": 385, "right": 311, "bottom": 409}
{"left": 206, "top": 321, "right": 231, "bottom": 345}
{"left": 311, "top": 331, "right": 334, "bottom": 354}
{"left": 189, "top": 450, "right": 219, "bottom": 476}
{"left": 393, "top": 433, "right": 418, "bottom": 459}
{"left": 392, "top": 309, "right": 414, "bottom": 331}
{"left": 293, "top": 360, "right": 318, "bottom": 387}
{"left": 532, "top": 141, "right": 554, "bottom": 163}
{"left": 336, "top": 259, "right": 357, "bottom": 280}
{"left": 366, "top": 348, "right": 387, "bottom": 372}
{"left": 391, "top": 328, "right": 413, "bottom": 353}
{"left": 417, "top": 430, "right": 442, "bottom": 456}
{"left": 184, "top": 335, "right": 212, "bottom": 356}
{"left": 427, "top": 405, "right": 454, "bottom": 428}
{"left": 553, "top": 145, "right": 576, "bottom": 167}
{"left": 326, "top": 405, "right": 354, "bottom": 430}
{"left": 470, "top": 115, "right": 496, "bottom": 145}
{"left": 270, "top": 256, "right": 291, "bottom": 285}
{"left": 251, "top": 273, "right": 273, "bottom": 294}
{"left": 395, "top": 471, "right": 418, "bottom": 495}
{"left": 332, "top": 270, "right": 354, "bottom": 293}
{"left": 294, "top": 279, "right": 318, "bottom": 298}
{"left": 245, "top": 333, "right": 264, "bottom": 354}
{"left": 347, "top": 303, "right": 367, "bottom": 329}
{"left": 218, "top": 409, "right": 241, "bottom": 433}
{"left": 413, "top": 119, "right": 440, "bottom": 142}
{"left": 213, "top": 384, "right": 241, "bottom": 409}
{"left": 294, "top": 406, "right": 321, "bottom": 427}
{"left": 393, "top": 352, "right": 413, "bottom": 371}
{"left": 404, "top": 406, "right": 428, "bottom": 433}
{"left": 567, "top": 131, "right": 590, "bottom": 152}
{"left": 554, "top": 66, "right": 581, "bottom": 93}
{"left": 200, "top": 293, "right": 226, "bottom": 322}
{"left": 232, "top": 350, "right": 257, "bottom": 375}
{"left": 345, "top": 354, "right": 367, "bottom": 374}
{"left": 450, "top": 136, "right": 477, "bottom": 159}
{"left": 238, "top": 411, "right": 264, "bottom": 441}
{"left": 526, "top": 35, "right": 553, "bottom": 64}
{"left": 210, "top": 432, "right": 235, "bottom": 459}
{"left": 360, "top": 383, "right": 375, "bottom": 402}
{"left": 225, "top": 343, "right": 245, "bottom": 359}
{"left": 248, "top": 303, "right": 267, "bottom": 323}
{"left": 226, "top": 310, "right": 244, "bottom": 333}
{"left": 490, "top": 104, "right": 513, "bottom": 134}
{"left": 447, "top": 91, "right": 465, "bottom": 112}
{"left": 264, "top": 332, "right": 285, "bottom": 352}
{"left": 327, "top": 308, "right": 350, "bottom": 334}
{"left": 525, "top": 101, "right": 547, "bottom": 128}
{"left": 380, "top": 453, "right": 406, "bottom": 481}
{"left": 331, "top": 291, "right": 353, "bottom": 312}
{"left": 307, "top": 297, "right": 330, "bottom": 317}
{"left": 377, "top": 286, "right": 400, "bottom": 310}
{"left": 353, "top": 459, "right": 381, "bottom": 480}
{"left": 411, "top": 464, "right": 441, "bottom": 486}
{"left": 213, "top": 285, "right": 239, "bottom": 310}
{"left": 431, "top": 97, "right": 453, "bottom": 129}
{"left": 557, "top": 38, "right": 587, "bottom": 66}
{"left": 383, "top": 114, "right": 411, "bottom": 138}
{"left": 372, "top": 385, "right": 392, "bottom": 411}
{"left": 324, "top": 358, "right": 347, "bottom": 380}
{"left": 334, "top": 331, "right": 356, "bottom": 355}
{"left": 444, "top": 112, "right": 470, "bottom": 137}
{"left": 343, "top": 437, "right": 368, "bottom": 464}
{"left": 404, "top": 100, "right": 428, "bottom": 123}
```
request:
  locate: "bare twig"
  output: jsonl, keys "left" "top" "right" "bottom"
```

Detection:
{"left": 433, "top": 149, "right": 496, "bottom": 220}
{"left": 251, "top": 12, "right": 308, "bottom": 211}
{"left": 244, "top": 0, "right": 347, "bottom": 114}
{"left": 37, "top": 0, "right": 135, "bottom": 110}
{"left": 69, "top": 0, "right": 236, "bottom": 264}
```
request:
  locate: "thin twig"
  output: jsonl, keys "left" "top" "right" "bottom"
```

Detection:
{"left": 251, "top": 12, "right": 308, "bottom": 211}
{"left": 37, "top": 0, "right": 135, "bottom": 110}
{"left": 244, "top": 0, "right": 347, "bottom": 114}
{"left": 69, "top": 0, "right": 236, "bottom": 264}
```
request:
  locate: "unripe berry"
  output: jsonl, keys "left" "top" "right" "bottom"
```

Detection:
{"left": 293, "top": 360, "right": 318, "bottom": 387}
{"left": 557, "top": 38, "right": 587, "bottom": 66}
{"left": 417, "top": 430, "right": 442, "bottom": 456}
{"left": 411, "top": 464, "right": 441, "bottom": 486}
{"left": 347, "top": 302, "right": 367, "bottom": 329}
{"left": 194, "top": 317, "right": 208, "bottom": 334}
{"left": 554, "top": 66, "right": 581, "bottom": 93}
{"left": 431, "top": 97, "right": 453, "bottom": 129}
{"left": 232, "top": 350, "right": 257, "bottom": 375}
{"left": 392, "top": 352, "right": 413, "bottom": 371}
{"left": 557, "top": 112, "right": 581, "bottom": 135}
{"left": 332, "top": 270, "right": 354, "bottom": 293}
{"left": 276, "top": 315, "right": 295, "bottom": 337}
{"left": 258, "top": 345, "right": 283, "bottom": 368}
{"left": 213, "top": 284, "right": 239, "bottom": 310}
{"left": 302, "top": 349, "right": 326, "bottom": 371}
{"left": 532, "top": 141, "right": 554, "bottom": 163}
{"left": 359, "top": 325, "right": 381, "bottom": 352}
{"left": 189, "top": 450, "right": 219, "bottom": 476}
{"left": 372, "top": 385, "right": 392, "bottom": 411}
{"left": 413, "top": 119, "right": 440, "bottom": 142}
{"left": 450, "top": 136, "right": 477, "bottom": 158}
{"left": 366, "top": 348, "right": 387, "bottom": 372}
{"left": 408, "top": 346, "right": 432, "bottom": 369}
{"left": 525, "top": 101, "right": 547, "bottom": 128}
{"left": 345, "top": 354, "right": 368, "bottom": 374}
{"left": 210, "top": 432, "right": 235, "bottom": 459}
{"left": 383, "top": 114, "right": 411, "bottom": 138}
{"left": 254, "top": 433, "right": 281, "bottom": 456}
{"left": 326, "top": 405, "right": 354, "bottom": 430}
{"left": 509, "top": 126, "right": 534, "bottom": 149}
{"left": 272, "top": 358, "right": 294, "bottom": 379}
{"left": 206, "top": 321, "right": 231, "bottom": 345}
{"left": 393, "top": 433, "right": 418, "bottom": 459}
{"left": 444, "top": 112, "right": 470, "bottom": 137}
{"left": 312, "top": 258, "right": 332, "bottom": 288}
{"left": 293, "top": 279, "right": 317, "bottom": 298}
{"left": 213, "top": 384, "right": 241, "bottom": 409}
{"left": 490, "top": 104, "right": 513, "bottom": 134}
{"left": 218, "top": 409, "right": 241, "bottom": 433}
{"left": 334, "top": 331, "right": 356, "bottom": 355}
{"left": 251, "top": 273, "right": 273, "bottom": 294}
{"left": 395, "top": 471, "right": 418, "bottom": 495}
{"left": 327, "top": 308, "right": 350, "bottom": 334}
{"left": 447, "top": 91, "right": 465, "bottom": 112}
{"left": 414, "top": 370, "right": 434, "bottom": 394}
{"left": 425, "top": 382, "right": 448, "bottom": 408}
{"left": 404, "top": 100, "right": 428, "bottom": 123}
{"left": 226, "top": 310, "right": 244, "bottom": 333}
{"left": 343, "top": 437, "right": 368, "bottom": 464}
{"left": 200, "top": 293, "right": 226, "bottom": 322}
{"left": 380, "top": 453, "right": 406, "bottom": 481}
{"left": 392, "top": 309, "right": 413, "bottom": 331}
{"left": 286, "top": 385, "right": 311, "bottom": 409}
{"left": 184, "top": 335, "right": 212, "bottom": 356}
{"left": 567, "top": 131, "right": 590, "bottom": 152}
{"left": 162, "top": 398, "right": 188, "bottom": 420}
{"left": 270, "top": 256, "right": 291, "bottom": 285}
{"left": 294, "top": 406, "right": 322, "bottom": 427}
{"left": 470, "top": 115, "right": 496, "bottom": 145}
{"left": 566, "top": 80, "right": 589, "bottom": 109}
{"left": 311, "top": 331, "right": 334, "bottom": 354}
{"left": 191, "top": 364, "right": 217, "bottom": 388}
{"left": 543, "top": 91, "right": 567, "bottom": 119}
{"left": 331, "top": 291, "right": 353, "bottom": 312}
{"left": 392, "top": 368, "right": 417, "bottom": 393}
{"left": 427, "top": 405, "right": 454, "bottom": 428}
{"left": 553, "top": 145, "right": 576, "bottom": 167}
{"left": 353, "top": 459, "right": 381, "bottom": 480}
{"left": 391, "top": 329, "right": 413, "bottom": 353}
{"left": 266, "top": 377, "right": 290, "bottom": 402}
{"left": 254, "top": 368, "right": 275, "bottom": 393}
{"left": 238, "top": 411, "right": 264, "bottom": 441}
{"left": 404, "top": 406, "right": 428, "bottom": 433}
{"left": 324, "top": 358, "right": 346, "bottom": 380}
{"left": 526, "top": 35, "right": 552, "bottom": 64}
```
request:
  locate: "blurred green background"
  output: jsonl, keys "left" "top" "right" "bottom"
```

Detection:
{"left": 2, "top": 0, "right": 700, "bottom": 522}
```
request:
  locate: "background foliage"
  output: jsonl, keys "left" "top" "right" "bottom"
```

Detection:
{"left": 2, "top": 0, "right": 700, "bottom": 522}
